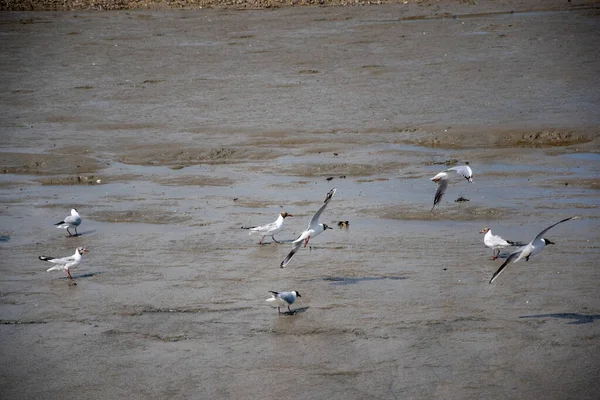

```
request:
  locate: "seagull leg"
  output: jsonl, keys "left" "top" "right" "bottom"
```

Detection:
{"left": 492, "top": 249, "right": 498, "bottom": 260}
{"left": 259, "top": 236, "right": 265, "bottom": 244}
{"left": 288, "top": 305, "right": 293, "bottom": 314}
{"left": 66, "top": 227, "right": 72, "bottom": 237}
{"left": 277, "top": 306, "right": 281, "bottom": 315}
{"left": 304, "top": 236, "right": 310, "bottom": 248}
{"left": 271, "top": 236, "right": 281, "bottom": 244}
{"left": 74, "top": 227, "right": 78, "bottom": 237}
{"left": 66, "top": 269, "right": 76, "bottom": 285}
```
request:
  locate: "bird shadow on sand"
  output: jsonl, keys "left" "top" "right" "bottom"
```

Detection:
{"left": 259, "top": 238, "right": 296, "bottom": 245}
{"left": 519, "top": 313, "right": 600, "bottom": 325}
{"left": 322, "top": 276, "right": 408, "bottom": 286}
{"left": 0, "top": 235, "right": 10, "bottom": 242}
{"left": 280, "top": 306, "right": 309, "bottom": 316}
{"left": 66, "top": 230, "right": 96, "bottom": 237}
{"left": 59, "top": 271, "right": 105, "bottom": 280}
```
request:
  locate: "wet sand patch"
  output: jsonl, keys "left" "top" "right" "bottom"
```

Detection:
{"left": 118, "top": 145, "right": 280, "bottom": 167}
{"left": 369, "top": 204, "right": 515, "bottom": 221}
{"left": 401, "top": 127, "right": 599, "bottom": 150}
{"left": 256, "top": 162, "right": 409, "bottom": 178}
{"left": 0, "top": 152, "right": 102, "bottom": 175}
{"left": 153, "top": 175, "right": 235, "bottom": 186}
{"left": 88, "top": 209, "right": 191, "bottom": 224}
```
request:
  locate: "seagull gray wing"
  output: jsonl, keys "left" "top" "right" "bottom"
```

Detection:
{"left": 308, "top": 188, "right": 337, "bottom": 229}
{"left": 278, "top": 291, "right": 296, "bottom": 304}
{"left": 532, "top": 216, "right": 579, "bottom": 243}
{"left": 64, "top": 215, "right": 82, "bottom": 226}
{"left": 489, "top": 250, "right": 521, "bottom": 284}
{"left": 280, "top": 240, "right": 302, "bottom": 268}
{"left": 446, "top": 165, "right": 473, "bottom": 181}
{"left": 432, "top": 178, "right": 449, "bottom": 211}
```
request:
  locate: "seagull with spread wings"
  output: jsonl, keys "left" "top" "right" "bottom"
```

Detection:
{"left": 280, "top": 188, "right": 337, "bottom": 268}
{"left": 431, "top": 164, "right": 473, "bottom": 211}
{"left": 489, "top": 216, "right": 579, "bottom": 284}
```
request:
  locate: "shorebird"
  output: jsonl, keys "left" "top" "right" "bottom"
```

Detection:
{"left": 280, "top": 188, "right": 337, "bottom": 268}
{"left": 266, "top": 290, "right": 301, "bottom": 314}
{"left": 489, "top": 216, "right": 579, "bottom": 284}
{"left": 242, "top": 212, "right": 292, "bottom": 244}
{"left": 39, "top": 247, "right": 89, "bottom": 283}
{"left": 55, "top": 208, "right": 82, "bottom": 237}
{"left": 431, "top": 165, "right": 473, "bottom": 211}
{"left": 480, "top": 227, "right": 525, "bottom": 260}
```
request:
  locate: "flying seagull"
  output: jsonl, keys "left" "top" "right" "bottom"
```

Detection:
{"left": 489, "top": 216, "right": 579, "bottom": 284}
{"left": 280, "top": 188, "right": 337, "bottom": 268}
{"left": 431, "top": 165, "right": 473, "bottom": 211}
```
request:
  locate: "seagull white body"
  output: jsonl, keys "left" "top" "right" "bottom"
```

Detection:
{"left": 266, "top": 290, "right": 301, "bottom": 314}
{"left": 39, "top": 247, "right": 89, "bottom": 280}
{"left": 244, "top": 212, "right": 292, "bottom": 244}
{"left": 431, "top": 165, "right": 473, "bottom": 211}
{"left": 489, "top": 216, "right": 579, "bottom": 284}
{"left": 280, "top": 188, "right": 337, "bottom": 268}
{"left": 480, "top": 227, "right": 523, "bottom": 260}
{"left": 55, "top": 208, "right": 82, "bottom": 236}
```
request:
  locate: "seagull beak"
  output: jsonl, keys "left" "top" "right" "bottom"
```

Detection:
{"left": 83, "top": 249, "right": 89, "bottom": 253}
{"left": 479, "top": 229, "right": 486, "bottom": 234}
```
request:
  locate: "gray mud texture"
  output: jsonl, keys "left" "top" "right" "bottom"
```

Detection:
{"left": 1, "top": 1, "right": 599, "bottom": 399}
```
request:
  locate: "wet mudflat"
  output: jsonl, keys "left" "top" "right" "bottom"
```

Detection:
{"left": 1, "top": 2, "right": 600, "bottom": 399}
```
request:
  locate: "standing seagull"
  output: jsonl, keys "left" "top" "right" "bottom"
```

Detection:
{"left": 280, "top": 188, "right": 337, "bottom": 268}
{"left": 39, "top": 247, "right": 89, "bottom": 282}
{"left": 489, "top": 216, "right": 579, "bottom": 284}
{"left": 241, "top": 212, "right": 293, "bottom": 244}
{"left": 55, "top": 208, "right": 82, "bottom": 237}
{"left": 431, "top": 165, "right": 473, "bottom": 211}
{"left": 266, "top": 290, "right": 301, "bottom": 314}
{"left": 480, "top": 227, "right": 525, "bottom": 260}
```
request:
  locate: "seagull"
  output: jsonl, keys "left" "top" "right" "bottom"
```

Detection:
{"left": 489, "top": 216, "right": 579, "bottom": 284}
{"left": 480, "top": 227, "right": 525, "bottom": 260}
{"left": 39, "top": 247, "right": 89, "bottom": 282}
{"left": 431, "top": 164, "right": 473, "bottom": 211}
{"left": 241, "top": 212, "right": 293, "bottom": 244}
{"left": 55, "top": 208, "right": 82, "bottom": 237}
{"left": 280, "top": 188, "right": 337, "bottom": 268}
{"left": 266, "top": 290, "right": 301, "bottom": 314}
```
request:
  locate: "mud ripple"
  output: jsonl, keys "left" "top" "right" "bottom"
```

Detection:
{"left": 368, "top": 204, "right": 515, "bottom": 221}
{"left": 153, "top": 175, "right": 234, "bottom": 187}
{"left": 255, "top": 162, "right": 408, "bottom": 178}
{"left": 88, "top": 209, "right": 191, "bottom": 224}
{"left": 0, "top": 152, "right": 102, "bottom": 175}
{"left": 119, "top": 145, "right": 279, "bottom": 167}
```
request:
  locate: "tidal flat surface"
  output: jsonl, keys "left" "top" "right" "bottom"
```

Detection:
{"left": 1, "top": 3, "right": 599, "bottom": 399}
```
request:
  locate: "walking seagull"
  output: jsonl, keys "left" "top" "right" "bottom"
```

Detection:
{"left": 489, "top": 216, "right": 579, "bottom": 284}
{"left": 480, "top": 227, "right": 525, "bottom": 260}
{"left": 280, "top": 188, "right": 337, "bottom": 268}
{"left": 55, "top": 208, "right": 82, "bottom": 237}
{"left": 431, "top": 165, "right": 473, "bottom": 211}
{"left": 266, "top": 290, "right": 301, "bottom": 314}
{"left": 39, "top": 247, "right": 89, "bottom": 282}
{"left": 241, "top": 212, "right": 292, "bottom": 244}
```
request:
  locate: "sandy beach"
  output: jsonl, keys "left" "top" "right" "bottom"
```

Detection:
{"left": 1, "top": 1, "right": 599, "bottom": 398}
